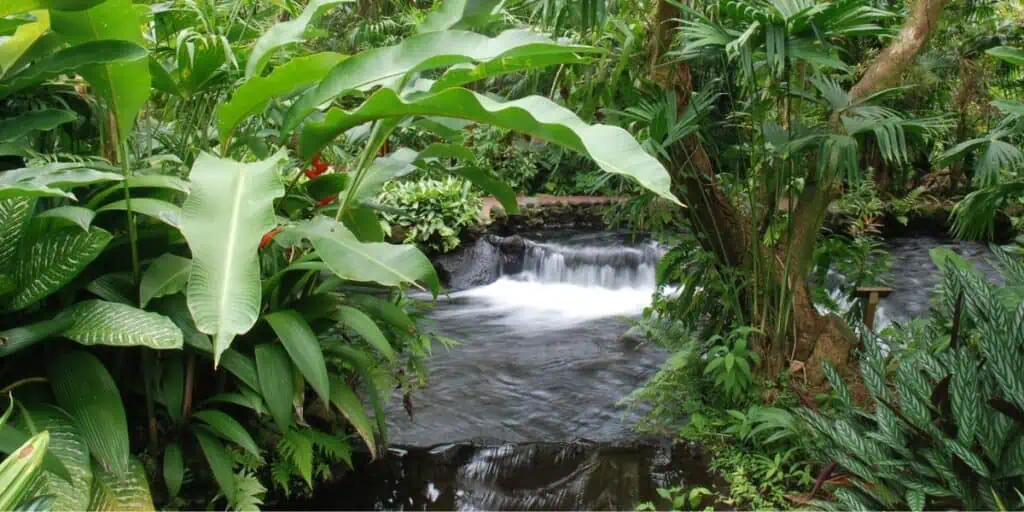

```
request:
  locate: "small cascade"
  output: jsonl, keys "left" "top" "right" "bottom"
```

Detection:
{"left": 511, "top": 241, "right": 663, "bottom": 290}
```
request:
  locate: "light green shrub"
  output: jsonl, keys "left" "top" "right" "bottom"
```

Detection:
{"left": 378, "top": 177, "right": 483, "bottom": 253}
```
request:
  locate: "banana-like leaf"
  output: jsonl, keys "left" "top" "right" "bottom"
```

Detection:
{"left": 21, "top": 406, "right": 92, "bottom": 512}
{"left": 96, "top": 198, "right": 182, "bottom": 229}
{"left": 181, "top": 150, "right": 286, "bottom": 365}
{"left": 194, "top": 429, "right": 234, "bottom": 500}
{"left": 328, "top": 377, "right": 376, "bottom": 458}
{"left": 1, "top": 0, "right": 104, "bottom": 16}
{"left": 7, "top": 227, "right": 112, "bottom": 312}
{"left": 0, "top": 109, "right": 76, "bottom": 143}
{"left": 282, "top": 29, "right": 600, "bottom": 135}
{"left": 254, "top": 343, "right": 294, "bottom": 433}
{"left": 300, "top": 87, "right": 679, "bottom": 204}
{"left": 0, "top": 431, "right": 48, "bottom": 511}
{"left": 245, "top": 0, "right": 352, "bottom": 78}
{"left": 50, "top": 0, "right": 151, "bottom": 142}
{"left": 0, "top": 41, "right": 147, "bottom": 99}
{"left": 162, "top": 443, "right": 182, "bottom": 498}
{"left": 341, "top": 206, "right": 384, "bottom": 242}
{"left": 140, "top": 254, "right": 191, "bottom": 307}
{"left": 192, "top": 410, "right": 261, "bottom": 460}
{"left": 987, "top": 46, "right": 1024, "bottom": 66}
{"left": 60, "top": 300, "right": 184, "bottom": 349}
{"left": 48, "top": 351, "right": 129, "bottom": 476}
{"left": 331, "top": 306, "right": 393, "bottom": 361}
{"left": 218, "top": 52, "right": 345, "bottom": 141}
{"left": 264, "top": 310, "right": 330, "bottom": 405}
{"left": 86, "top": 457, "right": 153, "bottom": 511}
{"left": 35, "top": 205, "right": 95, "bottom": 231}
{"left": 0, "top": 10, "right": 48, "bottom": 77}
{"left": 0, "top": 162, "right": 123, "bottom": 201}
{"left": 0, "top": 198, "right": 34, "bottom": 276}
{"left": 287, "top": 216, "right": 440, "bottom": 295}
{"left": 417, "top": 0, "right": 503, "bottom": 33}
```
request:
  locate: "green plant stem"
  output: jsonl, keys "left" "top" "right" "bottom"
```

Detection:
{"left": 119, "top": 139, "right": 142, "bottom": 289}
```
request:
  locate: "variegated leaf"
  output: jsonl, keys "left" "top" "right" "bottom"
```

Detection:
{"left": 61, "top": 300, "right": 183, "bottom": 349}
{"left": 7, "top": 227, "right": 112, "bottom": 311}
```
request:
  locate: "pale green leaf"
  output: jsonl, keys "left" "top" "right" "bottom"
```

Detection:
{"left": 7, "top": 227, "right": 112, "bottom": 311}
{"left": 181, "top": 150, "right": 286, "bottom": 365}
{"left": 288, "top": 215, "right": 440, "bottom": 294}
{"left": 97, "top": 198, "right": 182, "bottom": 229}
{"left": 140, "top": 254, "right": 191, "bottom": 307}
{"left": 1, "top": 0, "right": 103, "bottom": 17}
{"left": 0, "top": 162, "right": 123, "bottom": 201}
{"left": 245, "top": 0, "right": 352, "bottom": 78}
{"left": 0, "top": 10, "right": 48, "bottom": 77}
{"left": 264, "top": 310, "right": 330, "bottom": 405}
{"left": 50, "top": 0, "right": 151, "bottom": 142}
{"left": 60, "top": 300, "right": 184, "bottom": 349}
{"left": 48, "top": 351, "right": 129, "bottom": 476}
{"left": 35, "top": 206, "right": 95, "bottom": 231}
{"left": 300, "top": 87, "right": 678, "bottom": 204}
{"left": 0, "top": 431, "right": 49, "bottom": 511}
{"left": 417, "top": 0, "right": 503, "bottom": 33}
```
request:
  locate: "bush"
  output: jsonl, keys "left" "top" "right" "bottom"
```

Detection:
{"left": 798, "top": 249, "right": 1024, "bottom": 511}
{"left": 468, "top": 125, "right": 541, "bottom": 193}
{"left": 378, "top": 177, "right": 482, "bottom": 253}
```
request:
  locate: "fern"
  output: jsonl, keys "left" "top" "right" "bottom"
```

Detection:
{"left": 229, "top": 470, "right": 266, "bottom": 512}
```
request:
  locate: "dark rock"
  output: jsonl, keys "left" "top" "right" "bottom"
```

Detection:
{"left": 498, "top": 235, "right": 526, "bottom": 256}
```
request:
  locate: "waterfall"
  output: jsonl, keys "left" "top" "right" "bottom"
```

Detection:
{"left": 508, "top": 241, "right": 663, "bottom": 290}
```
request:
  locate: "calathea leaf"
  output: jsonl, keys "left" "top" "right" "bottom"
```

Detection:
{"left": 0, "top": 162, "right": 123, "bottom": 201}
{"left": 245, "top": 0, "right": 352, "bottom": 78}
{"left": 181, "top": 150, "right": 286, "bottom": 365}
{"left": 60, "top": 300, "right": 184, "bottom": 349}
{"left": 0, "top": 198, "right": 34, "bottom": 276}
{"left": 7, "top": 227, "right": 112, "bottom": 312}
{"left": 286, "top": 216, "right": 440, "bottom": 295}
{"left": 19, "top": 405, "right": 92, "bottom": 511}
{"left": 48, "top": 351, "right": 130, "bottom": 476}
{"left": 299, "top": 87, "right": 679, "bottom": 205}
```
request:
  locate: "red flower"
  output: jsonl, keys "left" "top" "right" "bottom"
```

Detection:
{"left": 316, "top": 195, "right": 338, "bottom": 208}
{"left": 259, "top": 226, "right": 282, "bottom": 249}
{"left": 304, "top": 153, "right": 330, "bottom": 179}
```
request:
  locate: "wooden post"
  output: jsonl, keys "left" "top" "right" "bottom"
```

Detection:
{"left": 854, "top": 287, "right": 894, "bottom": 331}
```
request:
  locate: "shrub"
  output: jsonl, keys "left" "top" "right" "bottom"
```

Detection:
{"left": 798, "top": 249, "right": 1024, "bottom": 511}
{"left": 378, "top": 177, "right": 483, "bottom": 253}
{"left": 468, "top": 125, "right": 541, "bottom": 193}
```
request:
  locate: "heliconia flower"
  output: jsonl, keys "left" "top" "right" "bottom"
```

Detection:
{"left": 304, "top": 153, "right": 330, "bottom": 179}
{"left": 316, "top": 195, "right": 338, "bottom": 208}
{"left": 260, "top": 226, "right": 282, "bottom": 249}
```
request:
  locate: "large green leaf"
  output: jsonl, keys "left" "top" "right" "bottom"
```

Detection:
{"left": 87, "top": 457, "right": 153, "bottom": 511}
{"left": 328, "top": 377, "right": 376, "bottom": 458}
{"left": 60, "top": 300, "right": 184, "bottom": 349}
{"left": 0, "top": 162, "right": 123, "bottom": 200}
{"left": 281, "top": 29, "right": 600, "bottom": 135}
{"left": 48, "top": 351, "right": 129, "bottom": 476}
{"left": 245, "top": 0, "right": 352, "bottom": 78}
{"left": 0, "top": 10, "right": 48, "bottom": 77}
{"left": 417, "top": 0, "right": 504, "bottom": 33}
{"left": 35, "top": 205, "right": 95, "bottom": 231}
{"left": 192, "top": 410, "right": 261, "bottom": 460}
{"left": 218, "top": 52, "right": 345, "bottom": 142}
{"left": 331, "top": 306, "right": 393, "bottom": 361}
{"left": 0, "top": 109, "right": 76, "bottom": 143}
{"left": 264, "top": 310, "right": 330, "bottom": 405}
{"left": 7, "top": 227, "right": 112, "bottom": 311}
{"left": 300, "top": 87, "right": 678, "bottom": 204}
{"left": 194, "top": 429, "right": 234, "bottom": 500}
{"left": 50, "top": 0, "right": 151, "bottom": 142}
{"left": 21, "top": 406, "right": 92, "bottom": 512}
{"left": 139, "top": 254, "right": 191, "bottom": 307}
{"left": 0, "top": 40, "right": 146, "bottom": 99}
{"left": 287, "top": 216, "right": 440, "bottom": 294}
{"left": 987, "top": 46, "right": 1024, "bottom": 66}
{"left": 1, "top": 0, "right": 104, "bottom": 17}
{"left": 181, "top": 150, "right": 286, "bottom": 365}
{"left": 254, "top": 343, "right": 294, "bottom": 433}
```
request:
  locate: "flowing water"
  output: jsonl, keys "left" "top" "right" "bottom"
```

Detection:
{"left": 297, "top": 233, "right": 1001, "bottom": 511}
